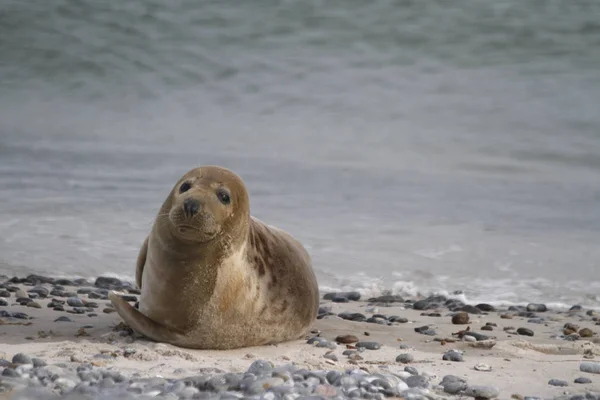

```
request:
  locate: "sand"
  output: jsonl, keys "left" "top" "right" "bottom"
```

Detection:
{"left": 1, "top": 282, "right": 600, "bottom": 399}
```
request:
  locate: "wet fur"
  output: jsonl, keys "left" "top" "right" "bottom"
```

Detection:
{"left": 109, "top": 166, "right": 319, "bottom": 350}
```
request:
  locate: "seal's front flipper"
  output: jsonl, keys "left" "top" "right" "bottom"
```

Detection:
{"left": 108, "top": 291, "right": 185, "bottom": 345}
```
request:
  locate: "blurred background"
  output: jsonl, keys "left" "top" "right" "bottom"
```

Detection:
{"left": 1, "top": 0, "right": 599, "bottom": 308}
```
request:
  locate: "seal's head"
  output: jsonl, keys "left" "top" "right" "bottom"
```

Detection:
{"left": 159, "top": 166, "right": 250, "bottom": 245}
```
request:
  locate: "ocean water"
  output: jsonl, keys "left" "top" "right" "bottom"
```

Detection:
{"left": 1, "top": 0, "right": 600, "bottom": 308}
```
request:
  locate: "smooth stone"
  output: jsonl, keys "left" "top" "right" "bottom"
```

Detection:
{"left": 517, "top": 328, "right": 534, "bottom": 336}
{"left": 77, "top": 288, "right": 93, "bottom": 294}
{"left": 247, "top": 360, "right": 274, "bottom": 376}
{"left": 442, "top": 350, "right": 463, "bottom": 362}
{"left": 443, "top": 381, "right": 468, "bottom": 394}
{"left": 574, "top": 377, "right": 592, "bottom": 384}
{"left": 388, "top": 316, "right": 408, "bottom": 323}
{"left": 323, "top": 291, "right": 361, "bottom": 301}
{"left": 463, "top": 385, "right": 500, "bottom": 399}
{"left": 307, "top": 337, "right": 336, "bottom": 349}
{"left": 569, "top": 305, "right": 583, "bottom": 311}
{"left": 0, "top": 298, "right": 9, "bottom": 306}
{"left": 335, "top": 334, "right": 359, "bottom": 344}
{"left": 526, "top": 303, "right": 547, "bottom": 312}
{"left": 396, "top": 354, "right": 414, "bottom": 364}
{"left": 412, "top": 295, "right": 447, "bottom": 310}
{"left": 32, "top": 358, "right": 47, "bottom": 368}
{"left": 0, "top": 290, "right": 11, "bottom": 297}
{"left": 338, "top": 312, "right": 367, "bottom": 322}
{"left": 580, "top": 362, "right": 600, "bottom": 374}
{"left": 452, "top": 312, "right": 470, "bottom": 324}
{"left": 579, "top": 328, "right": 594, "bottom": 337}
{"left": 527, "top": 318, "right": 544, "bottom": 324}
{"left": 323, "top": 353, "right": 338, "bottom": 362}
{"left": 326, "top": 371, "right": 342, "bottom": 385}
{"left": 54, "top": 316, "right": 73, "bottom": 322}
{"left": 94, "top": 276, "right": 124, "bottom": 289}
{"left": 404, "top": 375, "right": 428, "bottom": 388}
{"left": 27, "top": 301, "right": 42, "bottom": 308}
{"left": 475, "top": 303, "right": 495, "bottom": 312}
{"left": 459, "top": 305, "right": 482, "bottom": 314}
{"left": 355, "top": 341, "right": 381, "bottom": 350}
{"left": 367, "top": 295, "right": 404, "bottom": 303}
{"left": 12, "top": 353, "right": 33, "bottom": 365}
{"left": 67, "top": 297, "right": 84, "bottom": 307}
{"left": 28, "top": 287, "right": 49, "bottom": 297}
{"left": 2, "top": 368, "right": 19, "bottom": 377}
{"left": 331, "top": 296, "right": 349, "bottom": 303}
{"left": 404, "top": 366, "right": 418, "bottom": 375}
{"left": 414, "top": 325, "right": 436, "bottom": 335}
{"left": 548, "top": 379, "right": 568, "bottom": 387}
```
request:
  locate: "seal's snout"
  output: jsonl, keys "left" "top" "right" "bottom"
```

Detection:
{"left": 183, "top": 198, "right": 201, "bottom": 217}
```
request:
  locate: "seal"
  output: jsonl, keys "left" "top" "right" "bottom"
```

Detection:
{"left": 108, "top": 165, "right": 320, "bottom": 350}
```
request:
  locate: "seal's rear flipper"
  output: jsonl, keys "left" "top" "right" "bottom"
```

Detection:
{"left": 108, "top": 291, "right": 185, "bottom": 345}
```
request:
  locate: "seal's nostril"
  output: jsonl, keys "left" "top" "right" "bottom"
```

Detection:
{"left": 183, "top": 198, "right": 200, "bottom": 216}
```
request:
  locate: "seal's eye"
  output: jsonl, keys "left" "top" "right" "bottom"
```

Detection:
{"left": 179, "top": 182, "right": 192, "bottom": 193}
{"left": 216, "top": 188, "right": 231, "bottom": 205}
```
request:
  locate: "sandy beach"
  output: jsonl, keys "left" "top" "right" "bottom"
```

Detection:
{"left": 1, "top": 275, "right": 600, "bottom": 399}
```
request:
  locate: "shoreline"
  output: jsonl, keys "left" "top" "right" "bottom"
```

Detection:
{"left": 1, "top": 274, "right": 599, "bottom": 399}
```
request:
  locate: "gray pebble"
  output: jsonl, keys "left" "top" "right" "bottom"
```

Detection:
{"left": 463, "top": 385, "right": 500, "bottom": 399}
{"left": 395, "top": 354, "right": 414, "bottom": 364}
{"left": 0, "top": 289, "right": 11, "bottom": 298}
{"left": 323, "top": 353, "right": 338, "bottom": 362}
{"left": 526, "top": 303, "right": 547, "bottom": 312}
{"left": 442, "top": 350, "right": 463, "bottom": 362}
{"left": 548, "top": 378, "right": 568, "bottom": 386}
{"left": 54, "top": 316, "right": 73, "bottom": 322}
{"left": 404, "top": 366, "right": 418, "bottom": 375}
{"left": 574, "top": 377, "right": 592, "bottom": 384}
{"left": 67, "top": 296, "right": 84, "bottom": 307}
{"left": 517, "top": 327, "right": 534, "bottom": 336}
{"left": 355, "top": 341, "right": 381, "bottom": 350}
{"left": 0, "top": 298, "right": 7, "bottom": 306}
{"left": 443, "top": 381, "right": 468, "bottom": 394}
{"left": 580, "top": 362, "right": 600, "bottom": 374}
{"left": 32, "top": 358, "right": 47, "bottom": 368}
{"left": 2, "top": 368, "right": 19, "bottom": 377}
{"left": 12, "top": 353, "right": 32, "bottom": 365}
{"left": 247, "top": 360, "right": 274, "bottom": 376}
{"left": 404, "top": 375, "right": 428, "bottom": 388}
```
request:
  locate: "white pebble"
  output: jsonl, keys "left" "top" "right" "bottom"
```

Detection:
{"left": 474, "top": 363, "right": 492, "bottom": 372}
{"left": 463, "top": 335, "right": 477, "bottom": 342}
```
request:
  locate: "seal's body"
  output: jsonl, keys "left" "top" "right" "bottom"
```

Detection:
{"left": 109, "top": 166, "right": 319, "bottom": 350}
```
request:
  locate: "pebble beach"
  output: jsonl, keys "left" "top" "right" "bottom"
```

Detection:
{"left": 1, "top": 274, "right": 599, "bottom": 400}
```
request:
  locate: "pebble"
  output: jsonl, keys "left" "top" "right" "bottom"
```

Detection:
{"left": 323, "top": 291, "right": 361, "bottom": 301}
{"left": 94, "top": 276, "right": 125, "bottom": 289}
{"left": 476, "top": 303, "right": 495, "bottom": 312}
{"left": 548, "top": 379, "right": 568, "bottom": 387}
{"left": 414, "top": 325, "right": 436, "bottom": 335}
{"left": 0, "top": 289, "right": 11, "bottom": 297}
{"left": 526, "top": 303, "right": 547, "bottom": 312}
{"left": 396, "top": 354, "right": 414, "bottom": 364}
{"left": 335, "top": 334, "right": 359, "bottom": 344}
{"left": 404, "top": 366, "right": 418, "bottom": 375}
{"left": 452, "top": 312, "right": 469, "bottom": 324}
{"left": 474, "top": 363, "right": 492, "bottom": 372}
{"left": 12, "top": 353, "right": 33, "bottom": 365}
{"left": 67, "top": 296, "right": 85, "bottom": 307}
{"left": 404, "top": 375, "right": 428, "bottom": 388}
{"left": 574, "top": 377, "right": 592, "bottom": 384}
{"left": 580, "top": 362, "right": 600, "bottom": 374}
{"left": 389, "top": 316, "right": 408, "bottom": 323}
{"left": 442, "top": 350, "right": 463, "bottom": 362}
{"left": 28, "top": 286, "right": 49, "bottom": 298}
{"left": 412, "top": 295, "right": 447, "bottom": 310}
{"left": 579, "top": 328, "right": 593, "bottom": 337}
{"left": 517, "top": 328, "right": 534, "bottom": 336}
{"left": 481, "top": 325, "right": 494, "bottom": 331}
{"left": 27, "top": 301, "right": 42, "bottom": 308}
{"left": 367, "top": 295, "right": 404, "bottom": 303}
{"left": 355, "top": 341, "right": 381, "bottom": 350}
{"left": 464, "top": 385, "right": 500, "bottom": 399}
{"left": 55, "top": 316, "right": 73, "bottom": 322}
{"left": 0, "top": 298, "right": 8, "bottom": 306}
